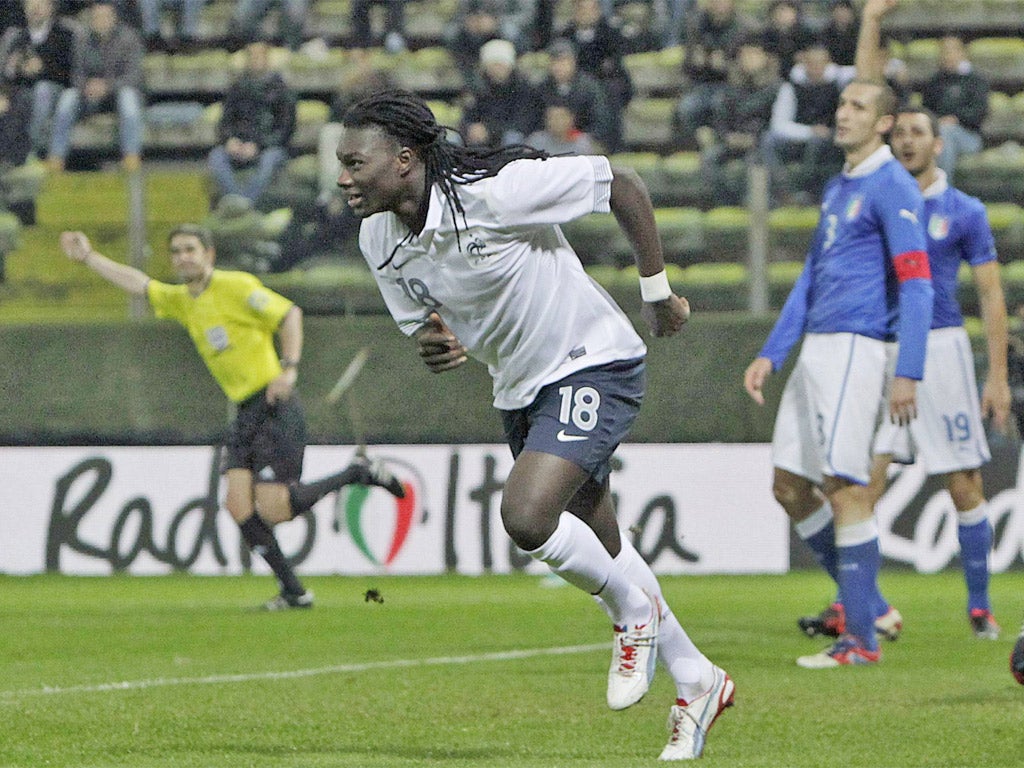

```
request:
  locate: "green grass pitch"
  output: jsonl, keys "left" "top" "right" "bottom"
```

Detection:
{"left": 0, "top": 571, "right": 1020, "bottom": 767}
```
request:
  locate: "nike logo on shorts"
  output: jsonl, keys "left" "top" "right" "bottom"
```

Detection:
{"left": 556, "top": 430, "right": 589, "bottom": 442}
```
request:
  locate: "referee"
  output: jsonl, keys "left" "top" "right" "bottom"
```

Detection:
{"left": 60, "top": 225, "right": 404, "bottom": 610}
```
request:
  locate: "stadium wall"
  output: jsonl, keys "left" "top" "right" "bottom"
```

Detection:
{"left": 0, "top": 313, "right": 781, "bottom": 445}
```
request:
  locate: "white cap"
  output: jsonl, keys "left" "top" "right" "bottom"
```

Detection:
{"left": 480, "top": 39, "right": 516, "bottom": 68}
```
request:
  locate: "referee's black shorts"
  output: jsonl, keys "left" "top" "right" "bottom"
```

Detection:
{"left": 222, "top": 389, "right": 307, "bottom": 484}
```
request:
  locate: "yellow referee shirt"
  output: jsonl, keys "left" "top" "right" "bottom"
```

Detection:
{"left": 147, "top": 270, "right": 294, "bottom": 403}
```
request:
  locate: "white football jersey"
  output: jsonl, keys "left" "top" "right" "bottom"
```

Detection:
{"left": 359, "top": 155, "right": 647, "bottom": 409}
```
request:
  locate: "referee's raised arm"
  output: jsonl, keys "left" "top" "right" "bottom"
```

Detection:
{"left": 59, "top": 231, "right": 150, "bottom": 296}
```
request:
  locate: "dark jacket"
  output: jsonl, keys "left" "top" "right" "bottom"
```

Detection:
{"left": 535, "top": 70, "right": 612, "bottom": 149}
{"left": 75, "top": 24, "right": 143, "bottom": 91}
{"left": 0, "top": 86, "right": 31, "bottom": 167}
{"left": 713, "top": 76, "right": 779, "bottom": 141}
{"left": 683, "top": 9, "right": 745, "bottom": 85}
{"left": 921, "top": 68, "right": 989, "bottom": 133}
{"left": 461, "top": 69, "right": 541, "bottom": 144}
{"left": 560, "top": 16, "right": 633, "bottom": 104}
{"left": 0, "top": 19, "right": 78, "bottom": 88}
{"left": 218, "top": 71, "right": 296, "bottom": 148}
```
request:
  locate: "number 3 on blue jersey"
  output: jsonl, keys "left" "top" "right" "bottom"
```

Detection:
{"left": 558, "top": 385, "right": 601, "bottom": 431}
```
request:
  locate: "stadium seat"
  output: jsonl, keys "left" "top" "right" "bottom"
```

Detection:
{"left": 308, "top": 0, "right": 352, "bottom": 40}
{"left": 426, "top": 99, "right": 462, "bottom": 128}
{"left": 984, "top": 202, "right": 1024, "bottom": 257}
{"left": 957, "top": 142, "right": 1024, "bottom": 205}
{"left": 622, "top": 98, "right": 676, "bottom": 152}
{"left": 286, "top": 48, "right": 350, "bottom": 92}
{"left": 390, "top": 47, "right": 462, "bottom": 94}
{"left": 703, "top": 206, "right": 748, "bottom": 260}
{"left": 660, "top": 151, "right": 704, "bottom": 207}
{"left": 293, "top": 99, "right": 331, "bottom": 152}
{"left": 623, "top": 46, "right": 685, "bottom": 95}
{"left": 654, "top": 207, "right": 705, "bottom": 266}
{"left": 609, "top": 151, "right": 667, "bottom": 204}
{"left": 968, "top": 37, "right": 1024, "bottom": 84}
{"left": 901, "top": 37, "right": 940, "bottom": 84}
{"left": 562, "top": 212, "right": 632, "bottom": 266}
{"left": 768, "top": 206, "right": 819, "bottom": 256}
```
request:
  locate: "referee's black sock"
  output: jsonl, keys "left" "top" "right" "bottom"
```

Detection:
{"left": 288, "top": 466, "right": 362, "bottom": 515}
{"left": 238, "top": 514, "right": 305, "bottom": 596}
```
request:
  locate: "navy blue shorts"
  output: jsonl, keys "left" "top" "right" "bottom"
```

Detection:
{"left": 500, "top": 357, "right": 645, "bottom": 483}
{"left": 222, "top": 390, "right": 307, "bottom": 483}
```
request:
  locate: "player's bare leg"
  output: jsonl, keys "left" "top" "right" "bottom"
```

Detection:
{"left": 224, "top": 469, "right": 310, "bottom": 609}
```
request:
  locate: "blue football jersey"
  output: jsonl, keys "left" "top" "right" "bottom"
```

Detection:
{"left": 921, "top": 175, "right": 997, "bottom": 329}
{"left": 759, "top": 146, "right": 933, "bottom": 379}
{"left": 805, "top": 153, "right": 927, "bottom": 339}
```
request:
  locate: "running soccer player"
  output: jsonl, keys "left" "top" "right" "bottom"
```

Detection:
{"left": 59, "top": 225, "right": 405, "bottom": 610}
{"left": 797, "top": 0, "right": 1010, "bottom": 643}
{"left": 335, "top": 88, "right": 733, "bottom": 760}
{"left": 743, "top": 75, "right": 934, "bottom": 668}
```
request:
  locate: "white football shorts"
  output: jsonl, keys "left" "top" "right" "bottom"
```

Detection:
{"left": 772, "top": 333, "right": 888, "bottom": 486}
{"left": 873, "top": 326, "right": 990, "bottom": 473}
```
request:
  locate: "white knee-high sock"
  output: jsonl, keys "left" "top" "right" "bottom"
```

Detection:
{"left": 597, "top": 531, "right": 714, "bottom": 700}
{"left": 528, "top": 512, "right": 650, "bottom": 625}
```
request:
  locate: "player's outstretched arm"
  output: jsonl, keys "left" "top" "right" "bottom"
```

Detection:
{"left": 854, "top": 0, "right": 897, "bottom": 80}
{"left": 60, "top": 231, "right": 150, "bottom": 296}
{"left": 608, "top": 165, "right": 689, "bottom": 337}
{"left": 415, "top": 311, "right": 467, "bottom": 373}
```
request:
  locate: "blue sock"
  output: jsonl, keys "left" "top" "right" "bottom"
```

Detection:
{"left": 836, "top": 521, "right": 882, "bottom": 652}
{"left": 794, "top": 503, "right": 839, "bottom": 584}
{"left": 957, "top": 504, "right": 992, "bottom": 613}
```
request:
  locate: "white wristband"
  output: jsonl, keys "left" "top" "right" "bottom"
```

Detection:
{"left": 639, "top": 270, "right": 672, "bottom": 302}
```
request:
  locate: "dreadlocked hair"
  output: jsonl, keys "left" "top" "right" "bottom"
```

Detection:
{"left": 342, "top": 88, "right": 550, "bottom": 251}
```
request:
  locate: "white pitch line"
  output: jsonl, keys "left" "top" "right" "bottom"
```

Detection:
{"left": 0, "top": 643, "right": 608, "bottom": 701}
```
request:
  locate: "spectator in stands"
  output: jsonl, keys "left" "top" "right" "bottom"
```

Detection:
{"left": 0, "top": 84, "right": 32, "bottom": 169}
{"left": 137, "top": 0, "right": 203, "bottom": 53}
{"left": 921, "top": 34, "right": 989, "bottom": 183}
{"left": 676, "top": 0, "right": 746, "bottom": 148}
{"left": 535, "top": 37, "right": 613, "bottom": 152}
{"left": 207, "top": 39, "right": 296, "bottom": 207}
{"left": 460, "top": 38, "right": 540, "bottom": 148}
{"left": 526, "top": 101, "right": 596, "bottom": 155}
{"left": 530, "top": 0, "right": 555, "bottom": 50}
{"left": 350, "top": 0, "right": 407, "bottom": 53}
{"left": 819, "top": 0, "right": 858, "bottom": 66}
{"left": 46, "top": 0, "right": 143, "bottom": 172}
{"left": 661, "top": 0, "right": 695, "bottom": 47}
{"left": 700, "top": 34, "right": 779, "bottom": 205}
{"left": 0, "top": 0, "right": 78, "bottom": 159}
{"left": 228, "top": 0, "right": 308, "bottom": 52}
{"left": 878, "top": 34, "right": 911, "bottom": 106}
{"left": 445, "top": 0, "right": 535, "bottom": 80}
{"left": 0, "top": 2, "right": 25, "bottom": 33}
{"left": 559, "top": 0, "right": 633, "bottom": 153}
{"left": 760, "top": 0, "right": 814, "bottom": 78}
{"left": 760, "top": 42, "right": 845, "bottom": 204}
